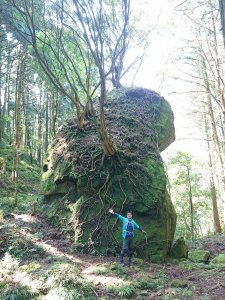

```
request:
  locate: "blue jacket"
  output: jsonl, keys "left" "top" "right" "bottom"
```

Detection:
{"left": 115, "top": 213, "right": 142, "bottom": 239}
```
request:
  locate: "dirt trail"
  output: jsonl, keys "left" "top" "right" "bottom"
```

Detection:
{"left": 1, "top": 213, "right": 225, "bottom": 299}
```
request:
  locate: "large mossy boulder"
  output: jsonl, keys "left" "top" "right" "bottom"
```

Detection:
{"left": 40, "top": 87, "right": 176, "bottom": 263}
{"left": 188, "top": 250, "right": 210, "bottom": 263}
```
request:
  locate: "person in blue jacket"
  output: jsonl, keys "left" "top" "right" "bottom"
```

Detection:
{"left": 109, "top": 208, "right": 146, "bottom": 266}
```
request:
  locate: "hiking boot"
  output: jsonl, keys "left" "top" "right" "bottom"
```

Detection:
{"left": 119, "top": 253, "right": 124, "bottom": 265}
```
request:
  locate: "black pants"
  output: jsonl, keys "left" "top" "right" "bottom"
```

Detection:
{"left": 120, "top": 237, "right": 134, "bottom": 263}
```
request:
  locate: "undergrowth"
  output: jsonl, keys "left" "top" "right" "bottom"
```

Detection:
{"left": 0, "top": 253, "right": 96, "bottom": 300}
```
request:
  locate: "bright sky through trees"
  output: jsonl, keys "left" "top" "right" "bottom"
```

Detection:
{"left": 127, "top": 0, "right": 209, "bottom": 159}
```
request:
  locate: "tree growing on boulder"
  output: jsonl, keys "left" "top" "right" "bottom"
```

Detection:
{"left": 2, "top": 0, "right": 141, "bottom": 156}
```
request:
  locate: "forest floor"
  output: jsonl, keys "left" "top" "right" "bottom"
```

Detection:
{"left": 1, "top": 155, "right": 225, "bottom": 299}
{"left": 1, "top": 211, "right": 225, "bottom": 300}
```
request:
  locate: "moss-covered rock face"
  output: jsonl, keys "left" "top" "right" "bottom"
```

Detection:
{"left": 40, "top": 87, "right": 176, "bottom": 263}
{"left": 171, "top": 237, "right": 188, "bottom": 260}
{"left": 188, "top": 250, "right": 210, "bottom": 263}
{"left": 212, "top": 254, "right": 225, "bottom": 264}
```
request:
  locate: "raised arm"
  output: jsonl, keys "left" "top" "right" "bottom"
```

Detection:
{"left": 108, "top": 208, "right": 126, "bottom": 222}
{"left": 133, "top": 220, "right": 146, "bottom": 234}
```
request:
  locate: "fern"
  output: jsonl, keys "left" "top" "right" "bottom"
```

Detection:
{"left": 106, "top": 283, "right": 135, "bottom": 299}
{"left": 0, "top": 283, "right": 37, "bottom": 300}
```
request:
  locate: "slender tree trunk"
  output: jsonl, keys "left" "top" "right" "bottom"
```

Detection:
{"left": 50, "top": 90, "right": 58, "bottom": 138}
{"left": 186, "top": 167, "right": 194, "bottom": 241}
{"left": 23, "top": 85, "right": 33, "bottom": 164}
{"left": 45, "top": 93, "right": 49, "bottom": 152}
{"left": 11, "top": 54, "right": 24, "bottom": 181}
{"left": 2, "top": 55, "right": 12, "bottom": 141}
{"left": 201, "top": 56, "right": 225, "bottom": 225}
{"left": 204, "top": 106, "right": 222, "bottom": 233}
{"left": 209, "top": 0, "right": 225, "bottom": 115}
{"left": 219, "top": 0, "right": 225, "bottom": 48}
{"left": 37, "top": 90, "right": 42, "bottom": 164}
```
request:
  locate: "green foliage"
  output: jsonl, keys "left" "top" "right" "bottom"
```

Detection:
{"left": 0, "top": 253, "right": 20, "bottom": 274}
{"left": 132, "top": 257, "right": 144, "bottom": 265}
{"left": 171, "top": 279, "right": 188, "bottom": 288}
{"left": 0, "top": 283, "right": 37, "bottom": 300}
{"left": 212, "top": 254, "right": 225, "bottom": 264}
{"left": 0, "top": 145, "right": 41, "bottom": 215}
{"left": 0, "top": 194, "right": 38, "bottom": 215}
{"left": 166, "top": 151, "right": 212, "bottom": 241}
{"left": 109, "top": 263, "right": 128, "bottom": 276}
{"left": 21, "top": 262, "right": 41, "bottom": 273}
{"left": 92, "top": 265, "right": 110, "bottom": 275}
{"left": 188, "top": 250, "right": 210, "bottom": 263}
{"left": 133, "top": 277, "right": 160, "bottom": 290}
{"left": 3, "top": 229, "right": 45, "bottom": 260}
{"left": 92, "top": 262, "right": 128, "bottom": 276}
{"left": 106, "top": 283, "right": 135, "bottom": 299}
{"left": 161, "top": 287, "right": 193, "bottom": 300}
{"left": 43, "top": 263, "right": 94, "bottom": 300}
{"left": 8, "top": 239, "right": 45, "bottom": 260}
{"left": 178, "top": 288, "right": 193, "bottom": 298}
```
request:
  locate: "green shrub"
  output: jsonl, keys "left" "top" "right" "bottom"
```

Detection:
{"left": 0, "top": 253, "right": 20, "bottom": 274}
{"left": 134, "top": 277, "right": 159, "bottom": 290}
{"left": 0, "top": 283, "right": 37, "bottom": 300}
{"left": 92, "top": 265, "right": 110, "bottom": 275}
{"left": 171, "top": 279, "right": 188, "bottom": 288}
{"left": 109, "top": 263, "right": 128, "bottom": 276}
{"left": 7, "top": 239, "right": 45, "bottom": 260}
{"left": 44, "top": 263, "right": 94, "bottom": 300}
{"left": 106, "top": 283, "right": 135, "bottom": 299}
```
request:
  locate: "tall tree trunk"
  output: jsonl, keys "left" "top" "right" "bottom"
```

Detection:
{"left": 202, "top": 56, "right": 225, "bottom": 225}
{"left": 186, "top": 167, "right": 194, "bottom": 241}
{"left": 45, "top": 93, "right": 49, "bottom": 152}
{"left": 50, "top": 90, "right": 58, "bottom": 138}
{"left": 11, "top": 54, "right": 24, "bottom": 181}
{"left": 2, "top": 54, "right": 12, "bottom": 141}
{"left": 37, "top": 90, "right": 42, "bottom": 164}
{"left": 209, "top": 0, "right": 225, "bottom": 110}
{"left": 219, "top": 0, "right": 225, "bottom": 48}
{"left": 204, "top": 106, "right": 222, "bottom": 233}
{"left": 23, "top": 85, "right": 33, "bottom": 164}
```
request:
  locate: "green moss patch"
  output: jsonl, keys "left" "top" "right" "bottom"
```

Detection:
{"left": 211, "top": 254, "right": 225, "bottom": 264}
{"left": 171, "top": 279, "right": 188, "bottom": 288}
{"left": 188, "top": 250, "right": 210, "bottom": 263}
